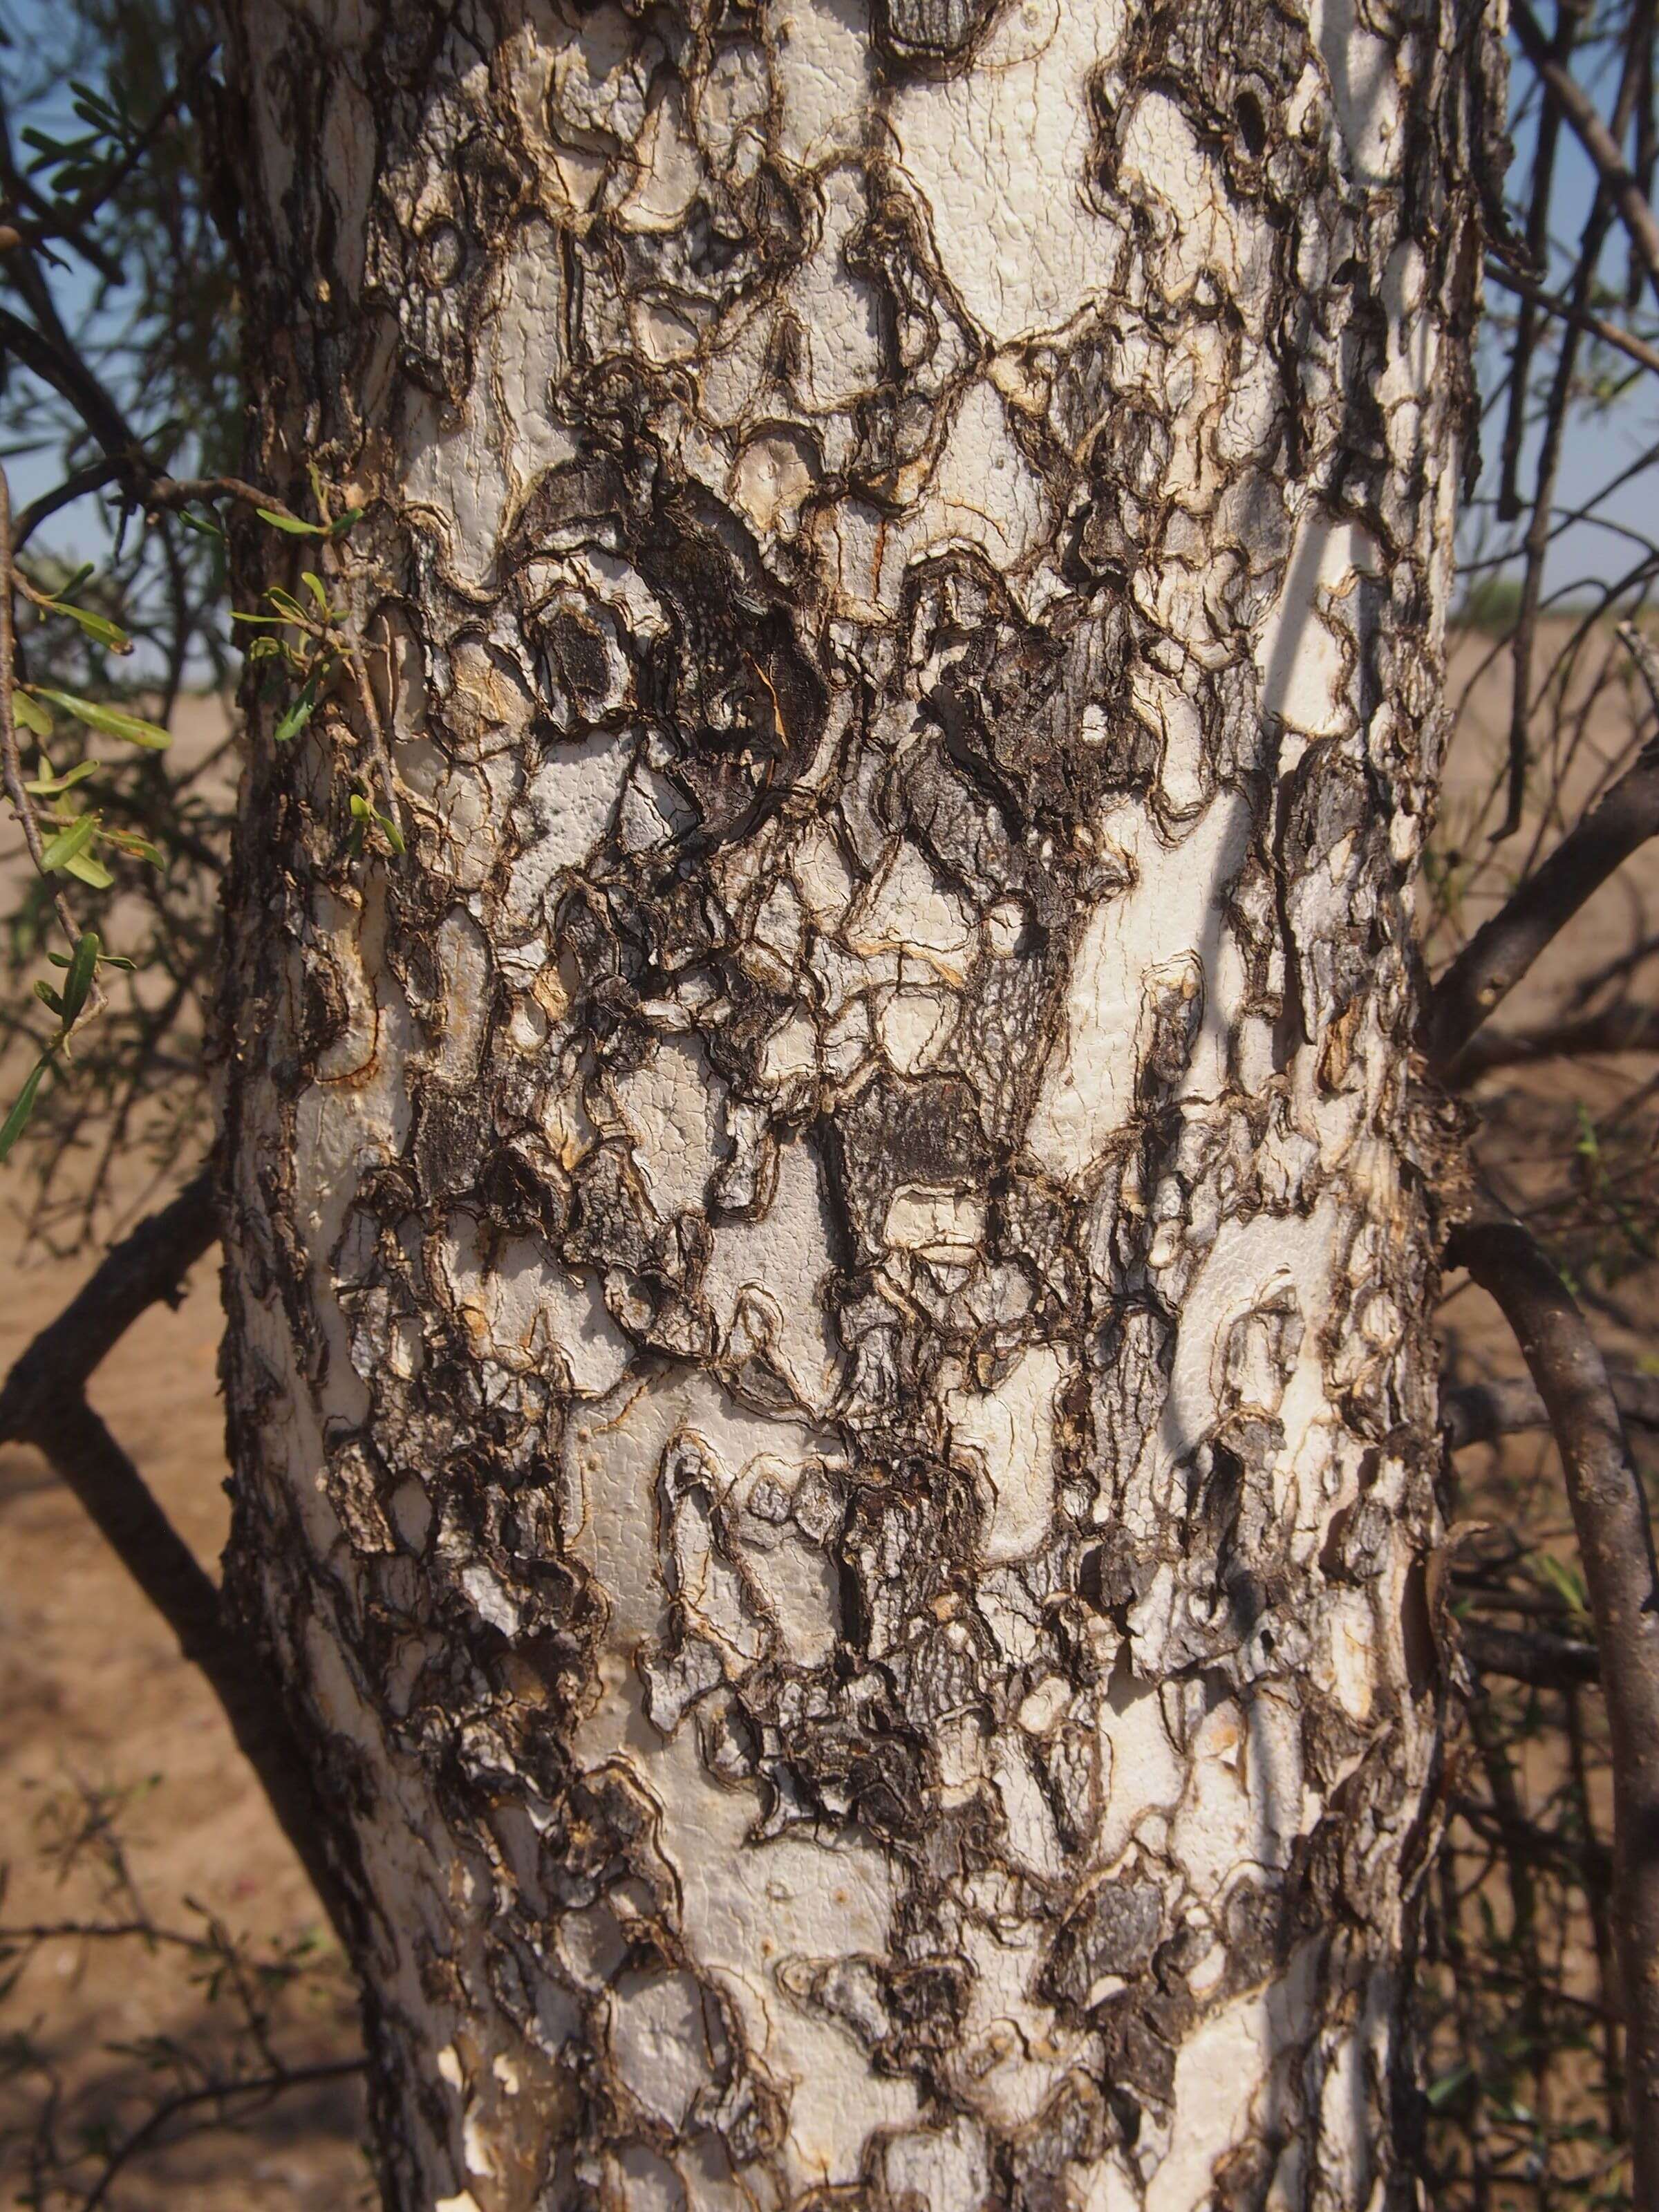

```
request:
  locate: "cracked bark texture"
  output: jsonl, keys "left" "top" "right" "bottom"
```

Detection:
{"left": 214, "top": 2, "right": 1495, "bottom": 2206}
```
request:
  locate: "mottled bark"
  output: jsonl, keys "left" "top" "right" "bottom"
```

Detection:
{"left": 212, "top": 2, "right": 1493, "bottom": 2206}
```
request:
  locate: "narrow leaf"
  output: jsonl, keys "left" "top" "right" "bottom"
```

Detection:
{"left": 59, "top": 931, "right": 100, "bottom": 1024}
{"left": 39, "top": 812, "right": 100, "bottom": 873}
{"left": 0, "top": 1059, "right": 48, "bottom": 1165}
{"left": 62, "top": 851, "right": 114, "bottom": 890}
{"left": 12, "top": 690, "right": 52, "bottom": 738}
{"left": 44, "top": 600, "right": 132, "bottom": 654}
{"left": 256, "top": 507, "right": 327, "bottom": 537}
{"left": 32, "top": 688, "right": 171, "bottom": 751}
{"left": 274, "top": 687, "right": 317, "bottom": 744}
{"left": 24, "top": 760, "right": 100, "bottom": 798}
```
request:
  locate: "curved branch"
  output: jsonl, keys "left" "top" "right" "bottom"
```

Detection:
{"left": 0, "top": 1173, "right": 346, "bottom": 1940}
{"left": 1424, "top": 739, "right": 1659, "bottom": 1073}
{"left": 1447, "top": 1201, "right": 1659, "bottom": 2195}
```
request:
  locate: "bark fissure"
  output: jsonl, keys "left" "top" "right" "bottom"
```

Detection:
{"left": 215, "top": 3, "right": 1492, "bottom": 2204}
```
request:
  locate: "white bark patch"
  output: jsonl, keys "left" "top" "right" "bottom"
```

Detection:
{"left": 436, "top": 1217, "right": 633, "bottom": 1396}
{"left": 608, "top": 1035, "right": 722, "bottom": 1221}
{"left": 946, "top": 1342, "right": 1071, "bottom": 1564}
{"left": 1028, "top": 789, "right": 1253, "bottom": 1180}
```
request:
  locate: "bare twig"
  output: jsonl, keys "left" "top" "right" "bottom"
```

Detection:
{"left": 1485, "top": 254, "right": 1659, "bottom": 379}
{"left": 80, "top": 2059, "right": 362, "bottom": 2212}
{"left": 1513, "top": 0, "right": 1659, "bottom": 315}
{"left": 1498, "top": 0, "right": 1584, "bottom": 522}
{"left": 1499, "top": 12, "right": 1648, "bottom": 841}
{"left": 1447, "top": 1199, "right": 1659, "bottom": 2198}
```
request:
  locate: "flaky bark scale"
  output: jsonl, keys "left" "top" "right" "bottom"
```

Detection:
{"left": 214, "top": 2, "right": 1495, "bottom": 2205}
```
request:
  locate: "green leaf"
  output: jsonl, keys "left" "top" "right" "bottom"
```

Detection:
{"left": 24, "top": 760, "right": 100, "bottom": 798}
{"left": 42, "top": 599, "right": 132, "bottom": 654}
{"left": 380, "top": 812, "right": 406, "bottom": 857}
{"left": 301, "top": 571, "right": 330, "bottom": 614}
{"left": 34, "top": 980, "right": 64, "bottom": 1015}
{"left": 39, "top": 812, "right": 100, "bottom": 873}
{"left": 1533, "top": 1550, "right": 1591, "bottom": 1620}
{"left": 12, "top": 689, "right": 53, "bottom": 738}
{"left": 62, "top": 851, "right": 114, "bottom": 890}
{"left": 31, "top": 688, "right": 171, "bottom": 751}
{"left": 175, "top": 509, "right": 224, "bottom": 541}
{"left": 59, "top": 931, "right": 100, "bottom": 1024}
{"left": 256, "top": 506, "right": 328, "bottom": 536}
{"left": 0, "top": 1058, "right": 48, "bottom": 1165}
{"left": 106, "top": 832, "right": 164, "bottom": 868}
{"left": 329, "top": 507, "right": 365, "bottom": 537}
{"left": 274, "top": 685, "right": 317, "bottom": 744}
{"left": 1427, "top": 2063, "right": 1474, "bottom": 2111}
{"left": 349, "top": 792, "right": 371, "bottom": 818}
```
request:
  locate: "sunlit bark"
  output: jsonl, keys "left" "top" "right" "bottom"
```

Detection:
{"left": 214, "top": 1, "right": 1496, "bottom": 2204}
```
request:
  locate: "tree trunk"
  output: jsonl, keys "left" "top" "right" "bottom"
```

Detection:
{"left": 214, "top": 2, "right": 1496, "bottom": 2205}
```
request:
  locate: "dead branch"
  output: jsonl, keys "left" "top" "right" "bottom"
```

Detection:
{"left": 1513, "top": 0, "right": 1659, "bottom": 314}
{"left": 1447, "top": 1199, "right": 1659, "bottom": 2196}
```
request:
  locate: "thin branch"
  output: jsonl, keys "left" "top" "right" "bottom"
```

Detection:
{"left": 1449, "top": 1001, "right": 1659, "bottom": 1082}
{"left": 1499, "top": 11, "right": 1648, "bottom": 841}
{"left": 1445, "top": 1367, "right": 1659, "bottom": 1449}
{"left": 0, "top": 1172, "right": 346, "bottom": 1940}
{"left": 1447, "top": 1199, "right": 1659, "bottom": 2200}
{"left": 1423, "top": 717, "right": 1659, "bottom": 1073}
{"left": 1485, "top": 254, "right": 1659, "bottom": 379}
{"left": 79, "top": 2059, "right": 362, "bottom": 2212}
{"left": 1459, "top": 1617, "right": 1602, "bottom": 1687}
{"left": 1513, "top": 0, "right": 1659, "bottom": 314}
{"left": 9, "top": 457, "right": 122, "bottom": 551}
{"left": 1498, "top": 0, "right": 1582, "bottom": 521}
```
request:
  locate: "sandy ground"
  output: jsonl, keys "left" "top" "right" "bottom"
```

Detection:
{"left": 0, "top": 628, "right": 1654, "bottom": 2204}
